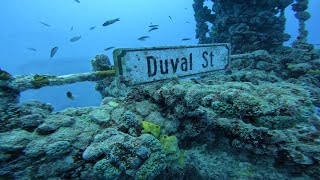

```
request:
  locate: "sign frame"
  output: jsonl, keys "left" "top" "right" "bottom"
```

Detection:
{"left": 113, "top": 44, "right": 231, "bottom": 86}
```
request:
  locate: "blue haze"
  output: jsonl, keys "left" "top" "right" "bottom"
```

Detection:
{"left": 0, "top": 0, "right": 318, "bottom": 111}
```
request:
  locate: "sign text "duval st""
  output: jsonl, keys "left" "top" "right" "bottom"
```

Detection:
{"left": 113, "top": 44, "right": 230, "bottom": 85}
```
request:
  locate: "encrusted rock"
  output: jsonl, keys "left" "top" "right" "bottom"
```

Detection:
{"left": 0, "top": 129, "right": 35, "bottom": 152}
{"left": 37, "top": 115, "right": 75, "bottom": 134}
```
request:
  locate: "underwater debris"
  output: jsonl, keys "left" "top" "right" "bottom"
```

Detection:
{"left": 8, "top": 70, "right": 115, "bottom": 92}
{"left": 50, "top": 46, "right": 58, "bottom": 58}
{"left": 193, "top": 0, "right": 293, "bottom": 53}
{"left": 137, "top": 36, "right": 150, "bottom": 41}
{"left": 70, "top": 35, "right": 82, "bottom": 42}
{"left": 26, "top": 47, "right": 37, "bottom": 51}
{"left": 292, "top": 0, "right": 311, "bottom": 49}
{"left": 148, "top": 27, "right": 158, "bottom": 32}
{"left": 66, "top": 91, "right": 75, "bottom": 100}
{"left": 104, "top": 46, "right": 115, "bottom": 51}
{"left": 39, "top": 21, "right": 50, "bottom": 27}
{"left": 103, "top": 18, "right": 120, "bottom": 26}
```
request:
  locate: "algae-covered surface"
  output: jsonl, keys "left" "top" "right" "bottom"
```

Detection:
{"left": 1, "top": 59, "right": 320, "bottom": 179}
{"left": 1, "top": 0, "right": 320, "bottom": 179}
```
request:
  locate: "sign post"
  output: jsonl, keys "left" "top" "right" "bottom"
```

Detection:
{"left": 113, "top": 44, "right": 230, "bottom": 85}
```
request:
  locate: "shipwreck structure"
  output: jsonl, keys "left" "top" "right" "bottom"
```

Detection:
{"left": 193, "top": 0, "right": 312, "bottom": 53}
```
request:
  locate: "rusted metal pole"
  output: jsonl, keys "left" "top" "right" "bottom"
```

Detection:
{"left": 8, "top": 70, "right": 115, "bottom": 92}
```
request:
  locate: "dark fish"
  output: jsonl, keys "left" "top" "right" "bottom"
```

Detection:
{"left": 74, "top": 0, "right": 80, "bottom": 3}
{"left": 70, "top": 35, "right": 82, "bottom": 42}
{"left": 26, "top": 48, "right": 37, "bottom": 51}
{"left": 66, "top": 91, "right": 75, "bottom": 100}
{"left": 103, "top": 18, "right": 120, "bottom": 26}
{"left": 39, "top": 22, "right": 50, "bottom": 27}
{"left": 169, "top": 16, "right": 172, "bottom": 20}
{"left": 149, "top": 24, "right": 159, "bottom": 28}
{"left": 182, "top": 38, "right": 191, "bottom": 41}
{"left": 50, "top": 47, "right": 58, "bottom": 58}
{"left": 149, "top": 27, "right": 158, "bottom": 32}
{"left": 89, "top": 26, "right": 96, "bottom": 30}
{"left": 138, "top": 36, "right": 150, "bottom": 41}
{"left": 104, "top": 46, "right": 115, "bottom": 51}
{"left": 186, "top": 21, "right": 190, "bottom": 23}
{"left": 70, "top": 26, "right": 73, "bottom": 31}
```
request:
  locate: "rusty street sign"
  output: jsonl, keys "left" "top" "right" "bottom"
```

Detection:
{"left": 113, "top": 44, "right": 230, "bottom": 85}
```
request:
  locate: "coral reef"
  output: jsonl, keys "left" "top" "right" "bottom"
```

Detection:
{"left": 91, "top": 54, "right": 119, "bottom": 98}
{"left": 3, "top": 67, "right": 320, "bottom": 179}
{"left": 291, "top": 0, "right": 312, "bottom": 50}
{"left": 193, "top": 0, "right": 294, "bottom": 53}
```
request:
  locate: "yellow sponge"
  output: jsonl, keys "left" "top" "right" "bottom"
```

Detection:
{"left": 159, "top": 135, "right": 179, "bottom": 154}
{"left": 141, "top": 121, "right": 161, "bottom": 138}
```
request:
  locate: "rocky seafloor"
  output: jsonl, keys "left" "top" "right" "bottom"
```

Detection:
{"left": 1, "top": 47, "right": 320, "bottom": 179}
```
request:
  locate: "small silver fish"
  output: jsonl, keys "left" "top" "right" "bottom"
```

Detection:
{"left": 89, "top": 26, "right": 96, "bottom": 30}
{"left": 138, "top": 36, "right": 150, "bottom": 41}
{"left": 74, "top": 0, "right": 80, "bottom": 3}
{"left": 70, "top": 35, "right": 82, "bottom": 42}
{"left": 103, "top": 18, "right": 120, "bottom": 26}
{"left": 104, "top": 46, "right": 115, "bottom": 51}
{"left": 182, "top": 38, "right": 191, "bottom": 41}
{"left": 149, "top": 24, "right": 159, "bottom": 28}
{"left": 39, "top": 22, "right": 50, "bottom": 27}
{"left": 50, "top": 47, "right": 58, "bottom": 58}
{"left": 26, "top": 48, "right": 37, "bottom": 51}
{"left": 149, "top": 27, "right": 158, "bottom": 32}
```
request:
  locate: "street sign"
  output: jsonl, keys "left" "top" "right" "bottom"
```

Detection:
{"left": 113, "top": 44, "right": 230, "bottom": 85}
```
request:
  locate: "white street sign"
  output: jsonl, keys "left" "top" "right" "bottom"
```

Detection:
{"left": 113, "top": 44, "right": 230, "bottom": 85}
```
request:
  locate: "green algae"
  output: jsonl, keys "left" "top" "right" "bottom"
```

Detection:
{"left": 31, "top": 74, "right": 56, "bottom": 89}
{"left": 307, "top": 69, "right": 320, "bottom": 75}
{"left": 0, "top": 70, "right": 12, "bottom": 81}
{"left": 95, "top": 70, "right": 116, "bottom": 79}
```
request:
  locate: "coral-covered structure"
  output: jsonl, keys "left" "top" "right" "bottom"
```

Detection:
{"left": 193, "top": 0, "right": 294, "bottom": 53}
{"left": 291, "top": 0, "right": 313, "bottom": 50}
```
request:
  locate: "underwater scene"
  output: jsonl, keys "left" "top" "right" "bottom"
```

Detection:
{"left": 1, "top": 0, "right": 320, "bottom": 179}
